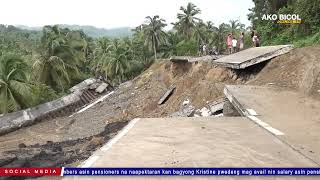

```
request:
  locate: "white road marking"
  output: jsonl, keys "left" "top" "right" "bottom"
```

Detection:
{"left": 247, "top": 109, "right": 258, "bottom": 116}
{"left": 69, "top": 91, "right": 114, "bottom": 117}
{"left": 247, "top": 115, "right": 284, "bottom": 136}
{"left": 101, "top": 118, "right": 140, "bottom": 151}
{"left": 81, "top": 155, "right": 99, "bottom": 167}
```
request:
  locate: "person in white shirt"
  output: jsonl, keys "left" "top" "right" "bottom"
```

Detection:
{"left": 232, "top": 37, "right": 237, "bottom": 53}
{"left": 202, "top": 44, "right": 207, "bottom": 55}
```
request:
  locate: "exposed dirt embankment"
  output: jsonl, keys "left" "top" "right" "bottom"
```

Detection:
{"left": 118, "top": 60, "right": 253, "bottom": 118}
{"left": 247, "top": 45, "right": 320, "bottom": 99}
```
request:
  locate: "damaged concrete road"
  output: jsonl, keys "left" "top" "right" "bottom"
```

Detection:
{"left": 78, "top": 117, "right": 317, "bottom": 168}
{"left": 214, "top": 45, "right": 293, "bottom": 69}
{"left": 224, "top": 85, "right": 320, "bottom": 165}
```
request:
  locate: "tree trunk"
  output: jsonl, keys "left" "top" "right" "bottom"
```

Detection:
{"left": 153, "top": 42, "right": 157, "bottom": 60}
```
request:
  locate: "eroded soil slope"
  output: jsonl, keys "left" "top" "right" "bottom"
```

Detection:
{"left": 248, "top": 45, "right": 320, "bottom": 99}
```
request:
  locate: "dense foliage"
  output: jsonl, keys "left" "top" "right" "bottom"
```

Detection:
{"left": 248, "top": 0, "right": 320, "bottom": 46}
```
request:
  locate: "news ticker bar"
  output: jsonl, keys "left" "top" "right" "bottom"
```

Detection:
{"left": 1, "top": 168, "right": 320, "bottom": 176}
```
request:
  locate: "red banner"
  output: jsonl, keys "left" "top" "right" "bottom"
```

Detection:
{"left": 0, "top": 168, "right": 62, "bottom": 176}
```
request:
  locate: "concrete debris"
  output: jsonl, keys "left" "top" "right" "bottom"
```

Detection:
{"left": 170, "top": 99, "right": 226, "bottom": 118}
{"left": 95, "top": 83, "right": 109, "bottom": 94}
{"left": 182, "top": 105, "right": 195, "bottom": 117}
{"left": 0, "top": 78, "right": 110, "bottom": 135}
{"left": 89, "top": 82, "right": 101, "bottom": 90}
{"left": 70, "top": 78, "right": 97, "bottom": 93}
{"left": 182, "top": 99, "right": 190, "bottom": 106}
{"left": 208, "top": 98, "right": 226, "bottom": 114}
{"left": 158, "top": 85, "right": 176, "bottom": 105}
{"left": 200, "top": 107, "right": 211, "bottom": 117}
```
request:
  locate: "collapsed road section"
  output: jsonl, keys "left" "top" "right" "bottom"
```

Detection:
{"left": 214, "top": 45, "right": 293, "bottom": 69}
{"left": 224, "top": 85, "right": 320, "bottom": 165}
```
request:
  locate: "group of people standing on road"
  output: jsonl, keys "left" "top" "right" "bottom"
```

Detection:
{"left": 226, "top": 30, "right": 261, "bottom": 54}
{"left": 198, "top": 29, "right": 261, "bottom": 56}
{"left": 226, "top": 32, "right": 245, "bottom": 54}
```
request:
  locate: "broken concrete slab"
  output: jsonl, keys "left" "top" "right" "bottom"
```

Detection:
{"left": 170, "top": 55, "right": 221, "bottom": 63}
{"left": 208, "top": 98, "right": 227, "bottom": 114}
{"left": 0, "top": 78, "right": 103, "bottom": 136}
{"left": 0, "top": 93, "right": 81, "bottom": 135}
{"left": 214, "top": 45, "right": 293, "bottom": 69}
{"left": 95, "top": 83, "right": 109, "bottom": 94}
{"left": 170, "top": 56, "right": 190, "bottom": 63}
{"left": 89, "top": 82, "right": 100, "bottom": 90}
{"left": 158, "top": 85, "right": 176, "bottom": 105}
{"left": 224, "top": 85, "right": 320, "bottom": 165}
{"left": 80, "top": 117, "right": 316, "bottom": 168}
{"left": 70, "top": 78, "right": 98, "bottom": 93}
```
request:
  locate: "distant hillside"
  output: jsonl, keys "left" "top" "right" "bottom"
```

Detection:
{"left": 16, "top": 25, "right": 134, "bottom": 38}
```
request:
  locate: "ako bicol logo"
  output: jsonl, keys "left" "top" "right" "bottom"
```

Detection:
{"left": 261, "top": 14, "right": 302, "bottom": 24}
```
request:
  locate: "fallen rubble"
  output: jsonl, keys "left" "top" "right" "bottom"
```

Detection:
{"left": 158, "top": 85, "right": 176, "bottom": 105}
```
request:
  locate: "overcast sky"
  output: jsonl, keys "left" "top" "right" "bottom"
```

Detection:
{"left": 0, "top": 0, "right": 254, "bottom": 29}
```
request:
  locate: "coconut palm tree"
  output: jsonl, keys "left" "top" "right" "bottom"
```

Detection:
{"left": 33, "top": 25, "right": 79, "bottom": 91}
{"left": 0, "top": 54, "right": 34, "bottom": 113}
{"left": 174, "top": 2, "right": 201, "bottom": 39}
{"left": 91, "top": 37, "right": 113, "bottom": 74}
{"left": 142, "top": 15, "right": 168, "bottom": 60}
{"left": 102, "top": 39, "right": 130, "bottom": 83}
{"left": 229, "top": 20, "right": 245, "bottom": 35}
{"left": 213, "top": 23, "right": 230, "bottom": 53}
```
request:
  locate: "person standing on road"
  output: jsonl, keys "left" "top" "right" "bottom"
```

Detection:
{"left": 232, "top": 37, "right": 238, "bottom": 53}
{"left": 198, "top": 43, "right": 203, "bottom": 56}
{"left": 239, "top": 32, "right": 244, "bottom": 50}
{"left": 226, "top": 33, "right": 233, "bottom": 54}
{"left": 252, "top": 32, "right": 260, "bottom": 47}
{"left": 202, "top": 43, "right": 207, "bottom": 55}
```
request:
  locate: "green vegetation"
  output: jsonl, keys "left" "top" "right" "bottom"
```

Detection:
{"left": 1, "top": 1, "right": 319, "bottom": 114}
{"left": 248, "top": 0, "right": 320, "bottom": 46}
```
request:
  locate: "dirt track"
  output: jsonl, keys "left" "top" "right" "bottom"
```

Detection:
{"left": 1, "top": 45, "right": 320, "bottom": 171}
